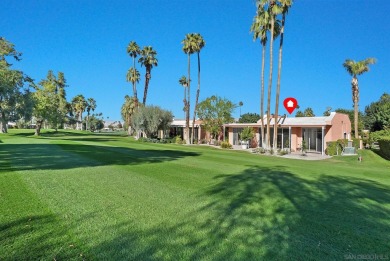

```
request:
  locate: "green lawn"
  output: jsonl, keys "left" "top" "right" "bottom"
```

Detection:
{"left": 1, "top": 130, "right": 390, "bottom": 260}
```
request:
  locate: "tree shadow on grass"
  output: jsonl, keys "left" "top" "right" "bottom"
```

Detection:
{"left": 0, "top": 215, "right": 85, "bottom": 260}
{"left": 86, "top": 166, "right": 390, "bottom": 260}
{"left": 0, "top": 143, "right": 200, "bottom": 171}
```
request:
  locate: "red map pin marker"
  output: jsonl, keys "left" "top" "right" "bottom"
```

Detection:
{"left": 283, "top": 97, "right": 298, "bottom": 114}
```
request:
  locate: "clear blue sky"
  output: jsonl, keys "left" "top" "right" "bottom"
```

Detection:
{"left": 2, "top": 0, "right": 389, "bottom": 121}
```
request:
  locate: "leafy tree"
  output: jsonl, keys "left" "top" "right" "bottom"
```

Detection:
{"left": 138, "top": 46, "right": 158, "bottom": 105}
{"left": 364, "top": 93, "right": 390, "bottom": 131}
{"left": 32, "top": 79, "right": 58, "bottom": 135}
{"left": 0, "top": 37, "right": 25, "bottom": 133}
{"left": 239, "top": 112, "right": 260, "bottom": 123}
{"left": 197, "top": 95, "right": 236, "bottom": 140}
{"left": 182, "top": 33, "right": 197, "bottom": 144}
{"left": 37, "top": 70, "right": 68, "bottom": 130}
{"left": 131, "top": 105, "right": 173, "bottom": 138}
{"left": 191, "top": 33, "right": 206, "bottom": 144}
{"left": 71, "top": 94, "right": 87, "bottom": 130}
{"left": 343, "top": 57, "right": 376, "bottom": 138}
{"left": 12, "top": 88, "right": 34, "bottom": 128}
{"left": 121, "top": 95, "right": 137, "bottom": 135}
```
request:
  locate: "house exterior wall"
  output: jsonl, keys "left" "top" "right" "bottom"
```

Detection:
{"left": 291, "top": 127, "right": 301, "bottom": 152}
{"left": 223, "top": 113, "right": 351, "bottom": 153}
{"left": 329, "top": 113, "right": 351, "bottom": 141}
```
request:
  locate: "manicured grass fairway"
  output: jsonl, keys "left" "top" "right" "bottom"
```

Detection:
{"left": 1, "top": 130, "right": 390, "bottom": 260}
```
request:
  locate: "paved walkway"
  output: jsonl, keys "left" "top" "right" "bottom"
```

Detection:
{"left": 232, "top": 145, "right": 332, "bottom": 160}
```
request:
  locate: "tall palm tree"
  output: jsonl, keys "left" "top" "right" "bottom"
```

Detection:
{"left": 138, "top": 46, "right": 158, "bottom": 105}
{"left": 273, "top": 0, "right": 292, "bottom": 150}
{"left": 263, "top": 0, "right": 276, "bottom": 148}
{"left": 127, "top": 41, "right": 140, "bottom": 69}
{"left": 251, "top": 4, "right": 271, "bottom": 148}
{"left": 71, "top": 94, "right": 87, "bottom": 130}
{"left": 238, "top": 101, "right": 244, "bottom": 117}
{"left": 127, "top": 41, "right": 141, "bottom": 105}
{"left": 182, "top": 33, "right": 197, "bottom": 144}
{"left": 126, "top": 67, "right": 140, "bottom": 106}
{"left": 179, "top": 75, "right": 189, "bottom": 119}
{"left": 343, "top": 58, "right": 376, "bottom": 139}
{"left": 191, "top": 33, "right": 206, "bottom": 144}
{"left": 121, "top": 95, "right": 137, "bottom": 135}
{"left": 256, "top": 0, "right": 279, "bottom": 149}
{"left": 86, "top": 97, "right": 96, "bottom": 131}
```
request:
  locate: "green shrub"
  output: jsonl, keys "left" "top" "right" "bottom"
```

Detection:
{"left": 220, "top": 141, "right": 232, "bottom": 149}
{"left": 174, "top": 136, "right": 183, "bottom": 144}
{"left": 336, "top": 139, "right": 348, "bottom": 149}
{"left": 378, "top": 138, "right": 390, "bottom": 160}
{"left": 214, "top": 140, "right": 221, "bottom": 146}
{"left": 138, "top": 137, "right": 148, "bottom": 142}
{"left": 351, "top": 138, "right": 360, "bottom": 149}
{"left": 240, "top": 127, "right": 255, "bottom": 142}
{"left": 278, "top": 149, "right": 289, "bottom": 156}
{"left": 370, "top": 129, "right": 390, "bottom": 142}
{"left": 199, "top": 139, "right": 208, "bottom": 144}
{"left": 252, "top": 148, "right": 266, "bottom": 154}
{"left": 325, "top": 141, "right": 339, "bottom": 156}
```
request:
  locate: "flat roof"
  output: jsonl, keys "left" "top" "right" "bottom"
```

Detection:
{"left": 224, "top": 112, "right": 338, "bottom": 127}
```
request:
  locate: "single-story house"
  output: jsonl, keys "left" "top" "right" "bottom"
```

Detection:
{"left": 223, "top": 112, "right": 351, "bottom": 155}
{"left": 165, "top": 119, "right": 207, "bottom": 141}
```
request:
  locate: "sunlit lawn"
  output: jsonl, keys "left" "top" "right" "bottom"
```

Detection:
{"left": 1, "top": 129, "right": 389, "bottom": 260}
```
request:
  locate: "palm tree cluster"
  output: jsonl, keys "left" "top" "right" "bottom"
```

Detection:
{"left": 180, "top": 33, "right": 205, "bottom": 144}
{"left": 124, "top": 41, "right": 158, "bottom": 134}
{"left": 250, "top": 0, "right": 292, "bottom": 150}
{"left": 71, "top": 94, "right": 96, "bottom": 131}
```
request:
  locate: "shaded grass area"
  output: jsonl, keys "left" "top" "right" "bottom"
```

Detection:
{"left": 1, "top": 130, "right": 390, "bottom": 260}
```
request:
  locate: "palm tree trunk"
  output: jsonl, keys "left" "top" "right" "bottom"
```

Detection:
{"left": 185, "top": 53, "right": 191, "bottom": 144}
{"left": 352, "top": 76, "right": 359, "bottom": 138}
{"left": 132, "top": 57, "right": 138, "bottom": 107}
{"left": 273, "top": 12, "right": 286, "bottom": 150}
{"left": 191, "top": 51, "right": 201, "bottom": 144}
{"left": 143, "top": 68, "right": 151, "bottom": 105}
{"left": 266, "top": 2, "right": 275, "bottom": 150}
{"left": 260, "top": 43, "right": 266, "bottom": 148}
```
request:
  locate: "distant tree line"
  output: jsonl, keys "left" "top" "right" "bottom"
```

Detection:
{"left": 0, "top": 37, "right": 103, "bottom": 135}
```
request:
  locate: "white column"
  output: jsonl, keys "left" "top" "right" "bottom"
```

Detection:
{"left": 289, "top": 126, "right": 291, "bottom": 152}
{"left": 322, "top": 126, "right": 325, "bottom": 155}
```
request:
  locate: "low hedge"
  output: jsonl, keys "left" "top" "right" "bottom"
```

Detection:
{"left": 325, "top": 141, "right": 341, "bottom": 156}
{"left": 378, "top": 137, "right": 390, "bottom": 160}
{"left": 326, "top": 139, "right": 360, "bottom": 156}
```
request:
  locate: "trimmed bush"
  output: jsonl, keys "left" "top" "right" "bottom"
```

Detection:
{"left": 220, "top": 141, "right": 232, "bottom": 149}
{"left": 378, "top": 138, "right": 390, "bottom": 160}
{"left": 326, "top": 141, "right": 339, "bottom": 156}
